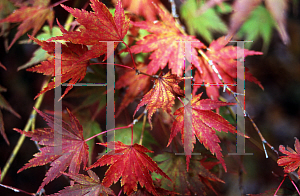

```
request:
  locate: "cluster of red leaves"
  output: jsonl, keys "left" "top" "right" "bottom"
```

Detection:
{"left": 193, "top": 36, "right": 263, "bottom": 99}
{"left": 0, "top": 0, "right": 280, "bottom": 195}
{"left": 26, "top": 0, "right": 129, "bottom": 100}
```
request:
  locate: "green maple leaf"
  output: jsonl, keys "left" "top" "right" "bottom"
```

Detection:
{"left": 237, "top": 5, "right": 276, "bottom": 52}
{"left": 181, "top": 0, "right": 230, "bottom": 43}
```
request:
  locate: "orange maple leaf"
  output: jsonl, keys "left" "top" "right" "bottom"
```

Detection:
{"left": 133, "top": 72, "right": 184, "bottom": 128}
{"left": 50, "top": 170, "right": 115, "bottom": 196}
{"left": 27, "top": 35, "right": 89, "bottom": 99}
{"left": 0, "top": 0, "right": 54, "bottom": 50}
{"left": 115, "top": 63, "right": 151, "bottom": 117}
{"left": 113, "top": 0, "right": 159, "bottom": 21}
{"left": 130, "top": 4, "right": 204, "bottom": 76}
{"left": 193, "top": 36, "right": 263, "bottom": 100}
{"left": 50, "top": 0, "right": 129, "bottom": 63}
{"left": 86, "top": 141, "right": 171, "bottom": 196}
{"left": 278, "top": 138, "right": 300, "bottom": 178}
{"left": 14, "top": 108, "right": 89, "bottom": 193}
{"left": 167, "top": 93, "right": 236, "bottom": 171}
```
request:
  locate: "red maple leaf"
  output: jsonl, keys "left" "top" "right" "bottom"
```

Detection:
{"left": 113, "top": 0, "right": 159, "bottom": 21}
{"left": 193, "top": 36, "right": 263, "bottom": 100}
{"left": 277, "top": 138, "right": 300, "bottom": 178}
{"left": 14, "top": 108, "right": 89, "bottom": 193}
{"left": 133, "top": 72, "right": 184, "bottom": 128}
{"left": 115, "top": 63, "right": 151, "bottom": 117}
{"left": 50, "top": 0, "right": 129, "bottom": 63}
{"left": 130, "top": 3, "right": 204, "bottom": 76}
{"left": 50, "top": 170, "right": 115, "bottom": 196}
{"left": 0, "top": 0, "right": 54, "bottom": 50}
{"left": 86, "top": 141, "right": 171, "bottom": 196}
{"left": 26, "top": 35, "right": 89, "bottom": 99}
{"left": 167, "top": 93, "right": 236, "bottom": 171}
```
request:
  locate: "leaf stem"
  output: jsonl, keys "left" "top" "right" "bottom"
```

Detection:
{"left": 197, "top": 48, "right": 278, "bottom": 157}
{"left": 177, "top": 96, "right": 185, "bottom": 106}
{"left": 90, "top": 62, "right": 134, "bottom": 70}
{"left": 0, "top": 183, "right": 35, "bottom": 195}
{"left": 139, "top": 113, "right": 147, "bottom": 145}
{"left": 131, "top": 126, "right": 133, "bottom": 145}
{"left": 50, "top": 0, "right": 70, "bottom": 8}
{"left": 0, "top": 78, "right": 49, "bottom": 182}
{"left": 121, "top": 41, "right": 137, "bottom": 70}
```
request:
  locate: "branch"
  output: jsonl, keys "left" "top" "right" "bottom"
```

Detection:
{"left": 197, "top": 48, "right": 278, "bottom": 158}
{"left": 1, "top": 77, "right": 50, "bottom": 182}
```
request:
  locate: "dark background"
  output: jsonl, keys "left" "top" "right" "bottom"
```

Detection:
{"left": 0, "top": 0, "right": 300, "bottom": 195}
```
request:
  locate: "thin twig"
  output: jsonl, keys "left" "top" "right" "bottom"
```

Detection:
{"left": 139, "top": 112, "right": 147, "bottom": 145}
{"left": 1, "top": 78, "right": 50, "bottom": 182}
{"left": 168, "top": 0, "right": 179, "bottom": 18}
{"left": 198, "top": 48, "right": 278, "bottom": 157}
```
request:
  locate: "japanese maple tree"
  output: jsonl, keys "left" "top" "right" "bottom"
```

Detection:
{"left": 0, "top": 0, "right": 298, "bottom": 195}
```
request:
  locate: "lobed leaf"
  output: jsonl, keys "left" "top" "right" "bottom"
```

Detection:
{"left": 87, "top": 141, "right": 171, "bottom": 196}
{"left": 49, "top": 170, "right": 115, "bottom": 196}
{"left": 0, "top": 0, "right": 54, "bottom": 50}
{"left": 278, "top": 138, "right": 300, "bottom": 178}
{"left": 14, "top": 108, "right": 89, "bottom": 193}
{"left": 130, "top": 3, "right": 204, "bottom": 76}
{"left": 167, "top": 93, "right": 237, "bottom": 171}
{"left": 133, "top": 72, "right": 184, "bottom": 128}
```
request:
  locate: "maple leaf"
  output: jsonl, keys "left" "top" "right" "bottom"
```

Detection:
{"left": 26, "top": 35, "right": 89, "bottom": 99}
{"left": 236, "top": 5, "right": 276, "bottom": 52}
{"left": 133, "top": 72, "right": 184, "bottom": 128}
{"left": 86, "top": 141, "right": 171, "bottom": 196}
{"left": 0, "top": 0, "right": 54, "bottom": 50}
{"left": 193, "top": 36, "right": 263, "bottom": 100}
{"left": 228, "top": 0, "right": 289, "bottom": 45}
{"left": 167, "top": 93, "right": 237, "bottom": 171}
{"left": 14, "top": 108, "right": 89, "bottom": 193}
{"left": 50, "top": 170, "right": 115, "bottom": 196}
{"left": 115, "top": 63, "right": 151, "bottom": 117}
{"left": 181, "top": 0, "right": 230, "bottom": 43}
{"left": 277, "top": 138, "right": 300, "bottom": 178}
{"left": 50, "top": 0, "right": 129, "bottom": 63}
{"left": 0, "top": 85, "right": 20, "bottom": 145}
{"left": 153, "top": 152, "right": 224, "bottom": 195}
{"left": 130, "top": 3, "right": 204, "bottom": 76}
{"left": 113, "top": 0, "right": 159, "bottom": 21}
